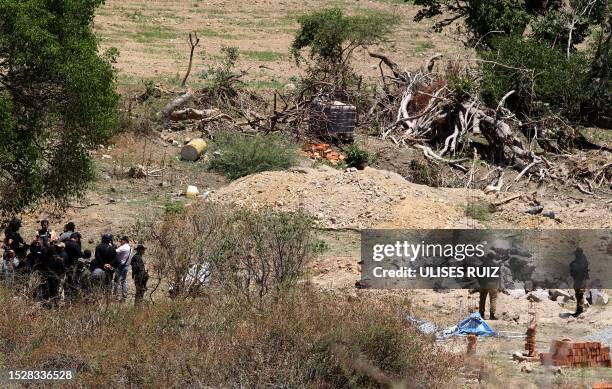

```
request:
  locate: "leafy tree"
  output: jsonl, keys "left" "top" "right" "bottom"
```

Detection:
{"left": 0, "top": 0, "right": 118, "bottom": 215}
{"left": 413, "top": 0, "right": 607, "bottom": 49}
{"left": 291, "top": 8, "right": 397, "bottom": 65}
{"left": 291, "top": 8, "right": 397, "bottom": 102}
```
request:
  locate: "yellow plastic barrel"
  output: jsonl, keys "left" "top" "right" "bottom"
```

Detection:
{"left": 180, "top": 138, "right": 208, "bottom": 161}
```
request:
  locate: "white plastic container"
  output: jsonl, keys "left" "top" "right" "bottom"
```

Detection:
{"left": 186, "top": 185, "right": 199, "bottom": 198}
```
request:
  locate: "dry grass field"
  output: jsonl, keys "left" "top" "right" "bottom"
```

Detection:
{"left": 94, "top": 0, "right": 463, "bottom": 89}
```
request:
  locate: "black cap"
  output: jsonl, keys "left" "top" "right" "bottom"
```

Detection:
{"left": 120, "top": 236, "right": 129, "bottom": 242}
{"left": 136, "top": 242, "right": 146, "bottom": 250}
{"left": 101, "top": 233, "right": 113, "bottom": 243}
{"left": 71, "top": 232, "right": 81, "bottom": 239}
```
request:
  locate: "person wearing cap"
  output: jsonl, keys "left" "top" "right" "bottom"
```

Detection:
{"left": 113, "top": 236, "right": 132, "bottom": 302}
{"left": 64, "top": 232, "right": 83, "bottom": 302}
{"left": 131, "top": 243, "right": 149, "bottom": 305}
{"left": 92, "top": 234, "right": 118, "bottom": 294}
{"left": 3, "top": 218, "right": 25, "bottom": 257}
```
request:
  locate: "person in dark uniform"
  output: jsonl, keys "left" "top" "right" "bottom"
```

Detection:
{"left": 131, "top": 243, "right": 149, "bottom": 305}
{"left": 92, "top": 234, "right": 118, "bottom": 295}
{"left": 64, "top": 233, "right": 83, "bottom": 302}
{"left": 569, "top": 247, "right": 589, "bottom": 317}
{"left": 3, "top": 218, "right": 25, "bottom": 257}
{"left": 34, "top": 245, "right": 66, "bottom": 307}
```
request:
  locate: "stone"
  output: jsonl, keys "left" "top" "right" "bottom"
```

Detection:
{"left": 509, "top": 289, "right": 527, "bottom": 299}
{"left": 589, "top": 289, "right": 609, "bottom": 305}
{"left": 490, "top": 239, "right": 511, "bottom": 254}
{"left": 512, "top": 351, "right": 528, "bottom": 362}
{"left": 549, "top": 289, "right": 572, "bottom": 301}
{"left": 527, "top": 289, "right": 549, "bottom": 302}
{"left": 520, "top": 363, "right": 534, "bottom": 373}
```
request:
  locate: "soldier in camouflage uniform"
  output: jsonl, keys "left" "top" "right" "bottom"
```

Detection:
{"left": 569, "top": 247, "right": 589, "bottom": 317}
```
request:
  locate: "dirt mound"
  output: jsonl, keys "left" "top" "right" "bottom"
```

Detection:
{"left": 209, "top": 166, "right": 475, "bottom": 229}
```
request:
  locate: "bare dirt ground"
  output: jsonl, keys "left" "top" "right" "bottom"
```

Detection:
{"left": 13, "top": 1, "right": 610, "bottom": 387}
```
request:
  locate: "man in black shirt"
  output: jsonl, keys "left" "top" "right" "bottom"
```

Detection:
{"left": 92, "top": 234, "right": 118, "bottom": 294}
{"left": 131, "top": 243, "right": 149, "bottom": 305}
{"left": 64, "top": 233, "right": 83, "bottom": 302}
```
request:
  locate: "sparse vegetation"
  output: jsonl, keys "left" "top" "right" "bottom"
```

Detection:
{"left": 208, "top": 133, "right": 298, "bottom": 179}
{"left": 344, "top": 144, "right": 370, "bottom": 170}
{"left": 464, "top": 200, "right": 497, "bottom": 221}
{"left": 0, "top": 284, "right": 462, "bottom": 387}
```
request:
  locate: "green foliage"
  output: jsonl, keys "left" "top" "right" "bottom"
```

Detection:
{"left": 0, "top": 0, "right": 118, "bottom": 215}
{"left": 480, "top": 36, "right": 590, "bottom": 120}
{"left": 414, "top": 0, "right": 606, "bottom": 48}
{"left": 199, "top": 46, "right": 245, "bottom": 105}
{"left": 208, "top": 133, "right": 298, "bottom": 179}
{"left": 291, "top": 8, "right": 398, "bottom": 64}
{"left": 344, "top": 145, "right": 370, "bottom": 169}
{"left": 464, "top": 200, "right": 496, "bottom": 221}
{"left": 291, "top": 8, "right": 397, "bottom": 106}
{"left": 414, "top": 0, "right": 530, "bottom": 39}
{"left": 164, "top": 200, "right": 185, "bottom": 215}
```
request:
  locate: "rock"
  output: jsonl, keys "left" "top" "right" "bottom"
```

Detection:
{"left": 525, "top": 205, "right": 544, "bottom": 215}
{"left": 102, "top": 154, "right": 112, "bottom": 159}
{"left": 512, "top": 351, "right": 528, "bottom": 362}
{"left": 520, "top": 363, "right": 534, "bottom": 373}
{"left": 527, "top": 289, "right": 549, "bottom": 302}
{"left": 589, "top": 289, "right": 609, "bottom": 305}
{"left": 509, "top": 289, "right": 527, "bottom": 299}
{"left": 509, "top": 247, "right": 532, "bottom": 257}
{"left": 549, "top": 289, "right": 572, "bottom": 301}
{"left": 490, "top": 239, "right": 511, "bottom": 254}
{"left": 283, "top": 83, "right": 296, "bottom": 92}
{"left": 127, "top": 165, "right": 147, "bottom": 179}
{"left": 545, "top": 365, "right": 562, "bottom": 375}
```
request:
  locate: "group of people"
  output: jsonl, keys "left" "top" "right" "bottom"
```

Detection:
{"left": 2, "top": 218, "right": 149, "bottom": 307}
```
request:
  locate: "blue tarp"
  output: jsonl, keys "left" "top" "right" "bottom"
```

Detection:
{"left": 456, "top": 312, "right": 497, "bottom": 337}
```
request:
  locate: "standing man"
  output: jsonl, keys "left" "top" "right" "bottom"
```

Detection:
{"left": 131, "top": 243, "right": 149, "bottom": 305}
{"left": 569, "top": 247, "right": 589, "bottom": 317}
{"left": 64, "top": 232, "right": 83, "bottom": 302}
{"left": 477, "top": 251, "right": 500, "bottom": 320}
{"left": 92, "top": 234, "right": 118, "bottom": 295}
{"left": 37, "top": 220, "right": 54, "bottom": 248}
{"left": 114, "top": 236, "right": 132, "bottom": 302}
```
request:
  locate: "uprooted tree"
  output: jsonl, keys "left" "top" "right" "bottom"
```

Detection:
{"left": 0, "top": 0, "right": 119, "bottom": 216}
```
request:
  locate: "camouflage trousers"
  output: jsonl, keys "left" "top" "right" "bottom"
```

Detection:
{"left": 575, "top": 288, "right": 586, "bottom": 311}
{"left": 479, "top": 288, "right": 498, "bottom": 318}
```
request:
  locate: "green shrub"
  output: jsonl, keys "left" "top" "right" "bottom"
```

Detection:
{"left": 480, "top": 36, "right": 590, "bottom": 121}
{"left": 344, "top": 145, "right": 370, "bottom": 169}
{"left": 164, "top": 200, "right": 185, "bottom": 215}
{"left": 208, "top": 133, "right": 298, "bottom": 179}
{"left": 464, "top": 200, "right": 496, "bottom": 221}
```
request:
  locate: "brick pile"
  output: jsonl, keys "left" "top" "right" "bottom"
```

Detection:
{"left": 540, "top": 339, "right": 611, "bottom": 368}
{"left": 525, "top": 321, "right": 537, "bottom": 357}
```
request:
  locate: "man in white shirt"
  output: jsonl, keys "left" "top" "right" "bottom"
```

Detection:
{"left": 113, "top": 236, "right": 132, "bottom": 302}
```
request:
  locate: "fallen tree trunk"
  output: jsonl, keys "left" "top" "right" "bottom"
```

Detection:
{"left": 170, "top": 108, "right": 219, "bottom": 121}
{"left": 159, "top": 90, "right": 194, "bottom": 119}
